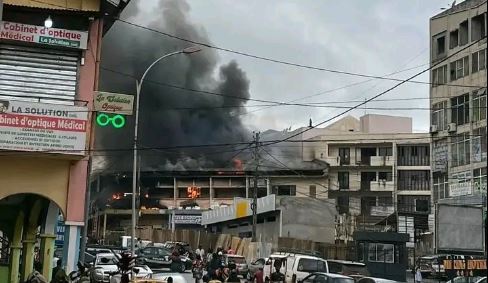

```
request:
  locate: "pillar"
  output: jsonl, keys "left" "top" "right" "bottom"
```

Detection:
{"left": 102, "top": 213, "right": 107, "bottom": 242}
{"left": 40, "top": 234, "right": 56, "bottom": 280}
{"left": 209, "top": 177, "right": 213, "bottom": 207}
{"left": 173, "top": 177, "right": 177, "bottom": 208}
{"left": 245, "top": 177, "right": 249, "bottom": 198}
{"left": 9, "top": 212, "right": 24, "bottom": 283}
{"left": 266, "top": 178, "right": 271, "bottom": 195}
{"left": 63, "top": 225, "right": 81, "bottom": 273}
{"left": 21, "top": 200, "right": 42, "bottom": 282}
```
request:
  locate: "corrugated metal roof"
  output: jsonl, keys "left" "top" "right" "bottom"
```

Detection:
{"left": 4, "top": 0, "right": 100, "bottom": 12}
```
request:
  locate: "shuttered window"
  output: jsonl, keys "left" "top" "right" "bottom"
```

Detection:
{"left": 0, "top": 44, "right": 79, "bottom": 105}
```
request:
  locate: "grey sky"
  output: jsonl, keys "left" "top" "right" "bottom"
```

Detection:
{"left": 124, "top": 0, "right": 451, "bottom": 133}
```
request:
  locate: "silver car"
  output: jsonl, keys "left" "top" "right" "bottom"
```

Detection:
{"left": 225, "top": 254, "right": 249, "bottom": 276}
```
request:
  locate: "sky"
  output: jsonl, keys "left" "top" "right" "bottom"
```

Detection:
{"left": 118, "top": 0, "right": 453, "bottom": 133}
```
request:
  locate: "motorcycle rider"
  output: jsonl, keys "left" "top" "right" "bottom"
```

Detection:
{"left": 51, "top": 259, "right": 68, "bottom": 283}
{"left": 192, "top": 254, "right": 204, "bottom": 283}
{"left": 226, "top": 261, "right": 240, "bottom": 283}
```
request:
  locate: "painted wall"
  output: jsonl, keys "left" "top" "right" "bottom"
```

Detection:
{"left": 0, "top": 156, "right": 70, "bottom": 216}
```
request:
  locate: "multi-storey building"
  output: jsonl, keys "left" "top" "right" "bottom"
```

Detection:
{"left": 429, "top": 0, "right": 486, "bottom": 253}
{"left": 305, "top": 115, "right": 432, "bottom": 248}
{"left": 430, "top": 0, "right": 486, "bottom": 202}
{"left": 0, "top": 1, "right": 129, "bottom": 281}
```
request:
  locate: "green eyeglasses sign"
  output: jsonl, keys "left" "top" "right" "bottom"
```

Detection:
{"left": 96, "top": 113, "right": 126, "bottom": 128}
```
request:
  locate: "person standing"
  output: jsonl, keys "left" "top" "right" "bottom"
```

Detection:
{"left": 196, "top": 245, "right": 205, "bottom": 259}
{"left": 254, "top": 267, "right": 264, "bottom": 283}
{"left": 415, "top": 266, "right": 422, "bottom": 283}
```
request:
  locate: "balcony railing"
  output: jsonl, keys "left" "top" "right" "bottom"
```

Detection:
{"left": 370, "top": 156, "right": 394, "bottom": 167}
{"left": 370, "top": 180, "right": 394, "bottom": 192}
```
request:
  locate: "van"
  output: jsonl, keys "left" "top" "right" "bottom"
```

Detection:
{"left": 265, "top": 252, "right": 329, "bottom": 283}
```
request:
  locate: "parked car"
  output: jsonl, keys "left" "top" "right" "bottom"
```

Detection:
{"left": 224, "top": 254, "right": 249, "bottom": 276}
{"left": 265, "top": 252, "right": 329, "bottom": 283}
{"left": 356, "top": 277, "right": 400, "bottom": 283}
{"left": 447, "top": 277, "right": 485, "bottom": 283}
{"left": 299, "top": 272, "right": 355, "bottom": 283}
{"left": 327, "top": 260, "right": 369, "bottom": 277}
{"left": 93, "top": 253, "right": 119, "bottom": 283}
{"left": 475, "top": 277, "right": 487, "bottom": 283}
{"left": 136, "top": 246, "right": 192, "bottom": 272}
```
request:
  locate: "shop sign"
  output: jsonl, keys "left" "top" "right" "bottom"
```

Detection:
{"left": 433, "top": 142, "right": 448, "bottom": 172}
{"left": 0, "top": 21, "right": 88, "bottom": 49}
{"left": 0, "top": 100, "right": 88, "bottom": 155}
{"left": 449, "top": 181, "right": 472, "bottom": 197}
{"left": 174, "top": 215, "right": 202, "bottom": 225}
{"left": 443, "top": 259, "right": 487, "bottom": 278}
{"left": 94, "top": 92, "right": 134, "bottom": 115}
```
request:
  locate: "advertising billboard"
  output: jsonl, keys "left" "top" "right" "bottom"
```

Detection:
{"left": 437, "top": 204, "right": 484, "bottom": 252}
{"left": 0, "top": 100, "right": 88, "bottom": 155}
{"left": 1, "top": 21, "right": 88, "bottom": 49}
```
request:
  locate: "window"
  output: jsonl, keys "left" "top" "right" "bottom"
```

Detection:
{"left": 432, "top": 101, "right": 448, "bottom": 130}
{"left": 450, "top": 56, "right": 469, "bottom": 81}
{"left": 451, "top": 133, "right": 471, "bottom": 167}
{"left": 472, "top": 49, "right": 486, "bottom": 73}
{"left": 433, "top": 32, "right": 447, "bottom": 59}
{"left": 378, "top": 147, "right": 392, "bottom": 156}
{"left": 433, "top": 174, "right": 449, "bottom": 201}
{"left": 398, "top": 146, "right": 430, "bottom": 166}
{"left": 471, "top": 13, "right": 486, "bottom": 42}
{"left": 398, "top": 195, "right": 430, "bottom": 213}
{"left": 472, "top": 127, "right": 487, "bottom": 162}
{"left": 450, "top": 29, "right": 459, "bottom": 49}
{"left": 398, "top": 170, "right": 430, "bottom": 191}
{"left": 459, "top": 20, "right": 469, "bottom": 46}
{"left": 432, "top": 65, "right": 448, "bottom": 86}
{"left": 309, "top": 185, "right": 316, "bottom": 198}
{"left": 272, "top": 185, "right": 296, "bottom": 196}
{"left": 297, "top": 259, "right": 327, "bottom": 273}
{"left": 473, "top": 167, "right": 487, "bottom": 195}
{"left": 472, "top": 89, "right": 487, "bottom": 122}
{"left": 339, "top": 147, "right": 350, "bottom": 165}
{"left": 368, "top": 243, "right": 395, "bottom": 263}
{"left": 338, "top": 172, "right": 349, "bottom": 190}
{"left": 337, "top": 196, "right": 349, "bottom": 214}
{"left": 451, "top": 93, "right": 470, "bottom": 125}
{"left": 378, "top": 172, "right": 393, "bottom": 182}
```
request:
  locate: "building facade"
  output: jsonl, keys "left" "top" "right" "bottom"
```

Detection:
{"left": 429, "top": 0, "right": 487, "bottom": 254}
{"left": 0, "top": 1, "right": 128, "bottom": 281}
{"left": 305, "top": 115, "right": 432, "bottom": 250}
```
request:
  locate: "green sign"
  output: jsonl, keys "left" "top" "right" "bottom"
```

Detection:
{"left": 96, "top": 113, "right": 126, "bottom": 128}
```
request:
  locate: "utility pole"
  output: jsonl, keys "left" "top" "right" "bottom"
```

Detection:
{"left": 252, "top": 132, "right": 260, "bottom": 242}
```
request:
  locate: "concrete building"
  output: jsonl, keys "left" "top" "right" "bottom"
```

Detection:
{"left": 202, "top": 195, "right": 337, "bottom": 245}
{"left": 89, "top": 166, "right": 329, "bottom": 244}
{"left": 304, "top": 115, "right": 432, "bottom": 248}
{"left": 429, "top": 0, "right": 487, "bottom": 253}
{"left": 0, "top": 1, "right": 129, "bottom": 281}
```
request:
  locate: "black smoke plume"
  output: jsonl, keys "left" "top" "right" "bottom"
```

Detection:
{"left": 95, "top": 0, "right": 251, "bottom": 172}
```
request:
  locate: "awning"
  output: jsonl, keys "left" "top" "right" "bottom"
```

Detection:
{"left": 4, "top": 0, "right": 100, "bottom": 12}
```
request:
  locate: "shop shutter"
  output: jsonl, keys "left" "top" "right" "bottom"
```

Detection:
{"left": 0, "top": 44, "right": 79, "bottom": 104}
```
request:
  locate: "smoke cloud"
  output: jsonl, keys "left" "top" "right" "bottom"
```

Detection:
{"left": 96, "top": 0, "right": 251, "bottom": 172}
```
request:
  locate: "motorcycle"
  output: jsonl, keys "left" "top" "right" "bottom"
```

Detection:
{"left": 192, "top": 261, "right": 204, "bottom": 283}
{"left": 68, "top": 261, "right": 104, "bottom": 283}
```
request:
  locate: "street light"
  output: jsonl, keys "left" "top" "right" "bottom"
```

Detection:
{"left": 131, "top": 46, "right": 201, "bottom": 255}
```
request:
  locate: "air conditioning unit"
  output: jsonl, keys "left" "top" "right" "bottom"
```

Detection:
{"left": 447, "top": 123, "right": 457, "bottom": 132}
{"left": 430, "top": 125, "right": 438, "bottom": 133}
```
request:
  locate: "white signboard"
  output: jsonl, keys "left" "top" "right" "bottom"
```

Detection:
{"left": 173, "top": 215, "right": 202, "bottom": 225}
{"left": 0, "top": 100, "right": 88, "bottom": 155}
{"left": 449, "top": 181, "right": 473, "bottom": 197}
{"left": 94, "top": 92, "right": 134, "bottom": 115}
{"left": 0, "top": 21, "right": 88, "bottom": 49}
{"left": 370, "top": 206, "right": 394, "bottom": 217}
{"left": 433, "top": 142, "right": 448, "bottom": 172}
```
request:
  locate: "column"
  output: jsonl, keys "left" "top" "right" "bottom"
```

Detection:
{"left": 40, "top": 234, "right": 56, "bottom": 280}
{"left": 21, "top": 238, "right": 36, "bottom": 281}
{"left": 62, "top": 225, "right": 81, "bottom": 273}
{"left": 209, "top": 177, "right": 214, "bottom": 207}
{"left": 102, "top": 213, "right": 107, "bottom": 243}
{"left": 9, "top": 212, "right": 24, "bottom": 283}
{"left": 173, "top": 177, "right": 177, "bottom": 208}
{"left": 266, "top": 178, "right": 271, "bottom": 195}
{"left": 245, "top": 177, "right": 249, "bottom": 198}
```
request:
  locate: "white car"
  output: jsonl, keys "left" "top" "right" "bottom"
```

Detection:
{"left": 152, "top": 272, "right": 188, "bottom": 283}
{"left": 299, "top": 272, "right": 355, "bottom": 283}
{"left": 94, "top": 253, "right": 119, "bottom": 282}
{"left": 357, "top": 277, "right": 401, "bottom": 283}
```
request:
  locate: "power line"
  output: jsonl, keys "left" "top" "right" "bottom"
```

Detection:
{"left": 116, "top": 19, "right": 484, "bottom": 89}
{"left": 259, "top": 38, "right": 486, "bottom": 148}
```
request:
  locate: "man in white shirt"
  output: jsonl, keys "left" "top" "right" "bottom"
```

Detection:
{"left": 196, "top": 245, "right": 205, "bottom": 259}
